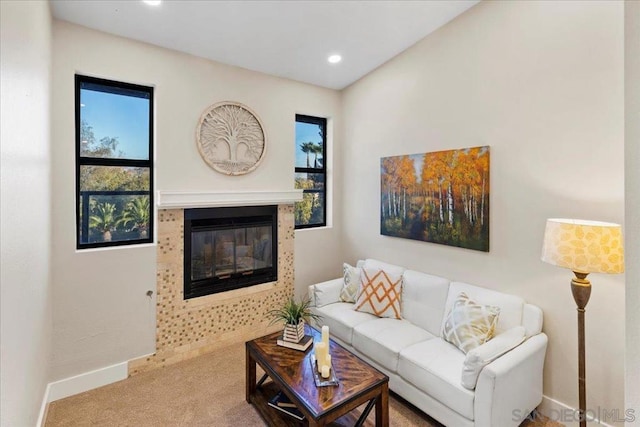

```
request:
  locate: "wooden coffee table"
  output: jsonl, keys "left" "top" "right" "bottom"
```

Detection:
{"left": 246, "top": 325, "right": 389, "bottom": 426}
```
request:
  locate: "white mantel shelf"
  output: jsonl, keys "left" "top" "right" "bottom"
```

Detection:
{"left": 156, "top": 190, "right": 303, "bottom": 209}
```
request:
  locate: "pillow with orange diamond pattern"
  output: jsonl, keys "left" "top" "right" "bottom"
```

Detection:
{"left": 354, "top": 267, "right": 403, "bottom": 319}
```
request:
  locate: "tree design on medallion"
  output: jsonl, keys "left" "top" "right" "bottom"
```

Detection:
{"left": 196, "top": 102, "right": 266, "bottom": 175}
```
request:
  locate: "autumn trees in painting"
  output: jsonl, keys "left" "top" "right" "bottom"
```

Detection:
{"left": 381, "top": 146, "right": 490, "bottom": 252}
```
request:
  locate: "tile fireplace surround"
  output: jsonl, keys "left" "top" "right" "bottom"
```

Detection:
{"left": 128, "top": 191, "right": 300, "bottom": 375}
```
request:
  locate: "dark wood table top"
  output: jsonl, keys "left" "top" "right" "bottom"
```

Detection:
{"left": 246, "top": 324, "right": 389, "bottom": 420}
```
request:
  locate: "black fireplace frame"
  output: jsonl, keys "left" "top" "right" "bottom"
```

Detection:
{"left": 183, "top": 205, "right": 278, "bottom": 300}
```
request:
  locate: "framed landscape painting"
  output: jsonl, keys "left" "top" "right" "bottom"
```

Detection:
{"left": 380, "top": 146, "right": 490, "bottom": 252}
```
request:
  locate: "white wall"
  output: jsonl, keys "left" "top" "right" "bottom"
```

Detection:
{"left": 625, "top": 1, "right": 640, "bottom": 425}
{"left": 51, "top": 21, "right": 342, "bottom": 380}
{"left": 40, "top": 1, "right": 634, "bottom": 422}
{"left": 0, "top": 1, "right": 53, "bottom": 425}
{"left": 341, "top": 1, "right": 625, "bottom": 425}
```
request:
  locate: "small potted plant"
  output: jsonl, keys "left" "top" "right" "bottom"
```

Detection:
{"left": 267, "top": 295, "right": 321, "bottom": 343}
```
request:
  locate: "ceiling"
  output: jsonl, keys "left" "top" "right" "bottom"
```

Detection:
{"left": 50, "top": 0, "right": 479, "bottom": 90}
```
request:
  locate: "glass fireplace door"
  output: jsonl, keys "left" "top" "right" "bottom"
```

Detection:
{"left": 190, "top": 225, "right": 273, "bottom": 283}
{"left": 184, "top": 205, "right": 278, "bottom": 300}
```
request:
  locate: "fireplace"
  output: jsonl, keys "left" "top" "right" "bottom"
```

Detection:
{"left": 128, "top": 193, "right": 298, "bottom": 376}
{"left": 183, "top": 205, "right": 278, "bottom": 299}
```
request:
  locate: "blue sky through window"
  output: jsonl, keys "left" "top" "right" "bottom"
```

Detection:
{"left": 295, "top": 121, "right": 323, "bottom": 168}
{"left": 81, "top": 89, "right": 150, "bottom": 160}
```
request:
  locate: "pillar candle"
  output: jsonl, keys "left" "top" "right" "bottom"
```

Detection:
{"left": 321, "top": 326, "right": 330, "bottom": 370}
{"left": 321, "top": 364, "right": 330, "bottom": 379}
{"left": 314, "top": 342, "right": 326, "bottom": 373}
{"left": 321, "top": 325, "right": 330, "bottom": 348}
{"left": 326, "top": 354, "right": 331, "bottom": 369}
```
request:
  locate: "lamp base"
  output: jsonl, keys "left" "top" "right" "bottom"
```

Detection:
{"left": 571, "top": 272, "right": 591, "bottom": 310}
{"left": 571, "top": 272, "right": 591, "bottom": 427}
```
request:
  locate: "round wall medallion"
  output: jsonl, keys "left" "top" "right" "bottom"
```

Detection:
{"left": 196, "top": 101, "right": 266, "bottom": 176}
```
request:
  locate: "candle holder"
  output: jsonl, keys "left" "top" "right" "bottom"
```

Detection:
{"left": 310, "top": 354, "right": 339, "bottom": 387}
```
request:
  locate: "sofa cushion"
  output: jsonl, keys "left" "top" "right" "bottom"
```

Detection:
{"left": 355, "top": 268, "right": 403, "bottom": 319}
{"left": 461, "top": 326, "right": 526, "bottom": 390}
{"left": 398, "top": 338, "right": 475, "bottom": 420}
{"left": 443, "top": 282, "right": 524, "bottom": 334}
{"left": 340, "top": 263, "right": 361, "bottom": 303}
{"left": 312, "top": 278, "right": 343, "bottom": 308}
{"left": 363, "top": 259, "right": 405, "bottom": 277}
{"left": 401, "top": 270, "right": 450, "bottom": 336}
{"left": 352, "top": 318, "right": 435, "bottom": 372}
{"left": 313, "top": 302, "right": 378, "bottom": 345}
{"left": 522, "top": 304, "right": 544, "bottom": 337}
{"left": 442, "top": 292, "right": 500, "bottom": 354}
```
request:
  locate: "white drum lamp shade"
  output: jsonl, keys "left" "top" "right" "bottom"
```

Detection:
{"left": 541, "top": 218, "right": 624, "bottom": 275}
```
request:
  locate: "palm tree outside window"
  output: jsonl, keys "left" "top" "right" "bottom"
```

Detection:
{"left": 294, "top": 115, "right": 326, "bottom": 229}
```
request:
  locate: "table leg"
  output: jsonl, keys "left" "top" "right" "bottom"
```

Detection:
{"left": 355, "top": 399, "right": 376, "bottom": 427}
{"left": 245, "top": 345, "right": 256, "bottom": 403}
{"left": 256, "top": 373, "right": 268, "bottom": 388}
{"left": 375, "top": 382, "right": 389, "bottom": 427}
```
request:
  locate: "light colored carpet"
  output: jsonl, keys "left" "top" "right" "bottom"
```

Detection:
{"left": 45, "top": 342, "right": 561, "bottom": 426}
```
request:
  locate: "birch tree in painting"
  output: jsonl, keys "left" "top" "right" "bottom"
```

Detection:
{"left": 380, "top": 146, "right": 490, "bottom": 252}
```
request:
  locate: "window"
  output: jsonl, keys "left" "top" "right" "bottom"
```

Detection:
{"left": 294, "top": 114, "right": 326, "bottom": 228}
{"left": 75, "top": 75, "right": 153, "bottom": 249}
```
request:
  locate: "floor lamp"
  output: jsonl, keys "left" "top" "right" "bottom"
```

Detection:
{"left": 541, "top": 219, "right": 624, "bottom": 427}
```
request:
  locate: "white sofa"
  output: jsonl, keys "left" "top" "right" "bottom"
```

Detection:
{"left": 308, "top": 259, "right": 547, "bottom": 427}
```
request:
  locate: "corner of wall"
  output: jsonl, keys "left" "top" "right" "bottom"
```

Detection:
{"left": 624, "top": 1, "right": 640, "bottom": 425}
{"left": 0, "top": 0, "right": 54, "bottom": 425}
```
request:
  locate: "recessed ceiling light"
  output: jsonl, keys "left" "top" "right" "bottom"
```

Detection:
{"left": 143, "top": 0, "right": 161, "bottom": 5}
{"left": 327, "top": 54, "right": 342, "bottom": 64}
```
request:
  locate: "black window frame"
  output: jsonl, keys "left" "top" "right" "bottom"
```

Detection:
{"left": 75, "top": 74, "right": 154, "bottom": 249}
{"left": 294, "top": 114, "right": 327, "bottom": 229}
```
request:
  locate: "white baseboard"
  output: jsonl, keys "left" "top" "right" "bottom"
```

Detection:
{"left": 538, "top": 395, "right": 616, "bottom": 427}
{"left": 37, "top": 383, "right": 51, "bottom": 427}
{"left": 46, "top": 361, "right": 128, "bottom": 403}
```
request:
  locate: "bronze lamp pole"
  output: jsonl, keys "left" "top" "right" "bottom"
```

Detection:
{"left": 541, "top": 219, "right": 624, "bottom": 427}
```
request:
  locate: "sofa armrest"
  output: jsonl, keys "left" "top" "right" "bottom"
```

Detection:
{"left": 308, "top": 278, "right": 343, "bottom": 308}
{"left": 474, "top": 333, "right": 548, "bottom": 427}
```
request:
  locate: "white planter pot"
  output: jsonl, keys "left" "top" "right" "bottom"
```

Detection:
{"left": 283, "top": 321, "right": 305, "bottom": 343}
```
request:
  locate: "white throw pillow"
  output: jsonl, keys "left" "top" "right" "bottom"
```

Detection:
{"left": 312, "top": 279, "right": 343, "bottom": 308}
{"left": 442, "top": 292, "right": 500, "bottom": 354}
{"left": 355, "top": 268, "right": 403, "bottom": 319}
{"left": 461, "top": 326, "right": 526, "bottom": 390}
{"left": 340, "top": 263, "right": 361, "bottom": 303}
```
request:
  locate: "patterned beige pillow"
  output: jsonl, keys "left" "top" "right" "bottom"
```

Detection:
{"left": 442, "top": 292, "right": 500, "bottom": 354}
{"left": 340, "top": 263, "right": 361, "bottom": 303}
{"left": 354, "top": 268, "right": 402, "bottom": 319}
